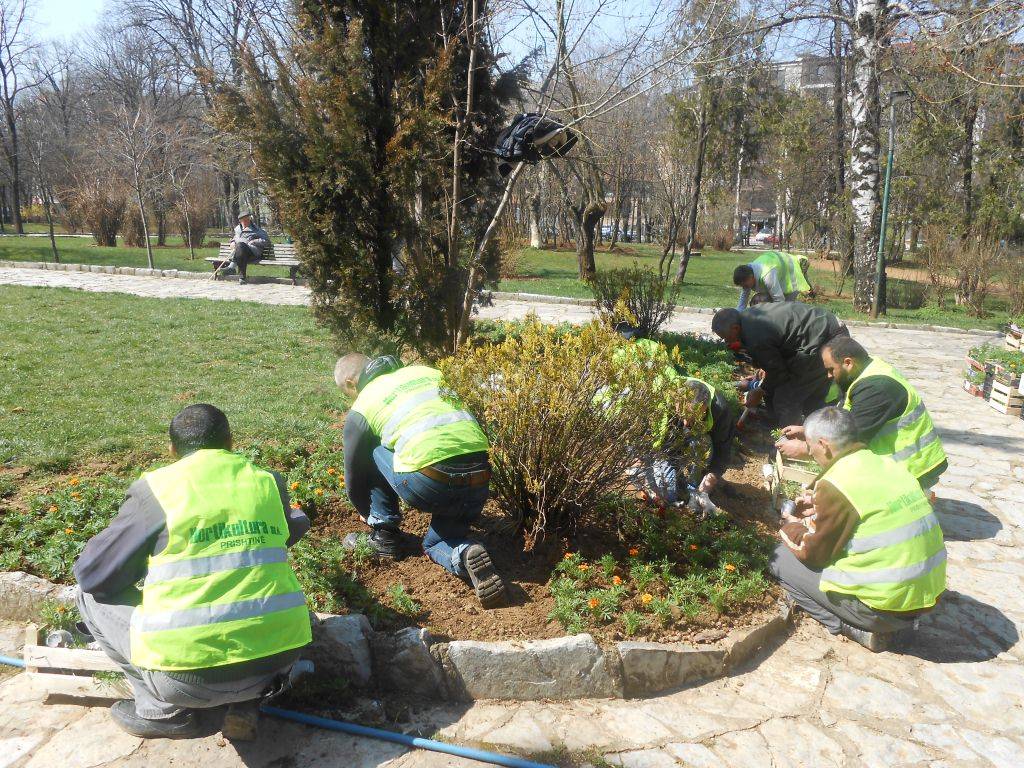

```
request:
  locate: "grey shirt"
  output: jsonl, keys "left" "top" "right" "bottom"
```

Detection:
{"left": 74, "top": 464, "right": 309, "bottom": 599}
{"left": 233, "top": 223, "right": 271, "bottom": 258}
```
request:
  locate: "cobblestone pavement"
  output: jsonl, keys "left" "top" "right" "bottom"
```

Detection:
{"left": 2, "top": 268, "right": 1023, "bottom": 767}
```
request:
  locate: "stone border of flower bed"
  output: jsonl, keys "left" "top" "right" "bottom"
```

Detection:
{"left": 0, "top": 570, "right": 791, "bottom": 701}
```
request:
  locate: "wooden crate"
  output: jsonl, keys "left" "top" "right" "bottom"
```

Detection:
{"left": 964, "top": 379, "right": 986, "bottom": 398}
{"left": 774, "top": 451, "right": 820, "bottom": 485}
{"left": 21, "top": 624, "right": 130, "bottom": 705}
{"left": 1006, "top": 333, "right": 1022, "bottom": 351}
{"left": 990, "top": 381, "right": 1024, "bottom": 416}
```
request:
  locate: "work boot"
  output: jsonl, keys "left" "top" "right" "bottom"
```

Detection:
{"left": 462, "top": 544, "right": 507, "bottom": 609}
{"left": 109, "top": 700, "right": 199, "bottom": 739}
{"left": 838, "top": 621, "right": 891, "bottom": 653}
{"left": 343, "top": 529, "right": 402, "bottom": 559}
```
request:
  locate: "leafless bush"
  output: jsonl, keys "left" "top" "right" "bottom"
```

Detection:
{"left": 922, "top": 226, "right": 1001, "bottom": 316}
{"left": 68, "top": 182, "right": 124, "bottom": 247}
{"left": 122, "top": 209, "right": 147, "bottom": 248}
{"left": 1001, "top": 248, "right": 1024, "bottom": 318}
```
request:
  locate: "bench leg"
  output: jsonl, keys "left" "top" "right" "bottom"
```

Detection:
{"left": 289, "top": 266, "right": 298, "bottom": 285}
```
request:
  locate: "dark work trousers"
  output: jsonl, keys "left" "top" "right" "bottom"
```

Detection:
{"left": 773, "top": 325, "right": 851, "bottom": 427}
{"left": 230, "top": 242, "right": 257, "bottom": 279}
{"left": 769, "top": 544, "right": 919, "bottom": 634}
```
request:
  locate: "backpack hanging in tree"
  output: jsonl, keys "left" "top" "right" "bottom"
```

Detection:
{"left": 493, "top": 113, "right": 578, "bottom": 177}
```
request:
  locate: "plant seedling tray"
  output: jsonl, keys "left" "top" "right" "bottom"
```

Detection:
{"left": 774, "top": 451, "right": 820, "bottom": 485}
{"left": 1006, "top": 334, "right": 1021, "bottom": 351}
{"left": 990, "top": 381, "right": 1024, "bottom": 416}
{"left": 21, "top": 624, "right": 129, "bottom": 705}
{"left": 963, "top": 379, "right": 985, "bottom": 398}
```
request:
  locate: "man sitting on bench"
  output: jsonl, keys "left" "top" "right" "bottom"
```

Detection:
{"left": 74, "top": 404, "right": 312, "bottom": 738}
{"left": 225, "top": 211, "right": 270, "bottom": 285}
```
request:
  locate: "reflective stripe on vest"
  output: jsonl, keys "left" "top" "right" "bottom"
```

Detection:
{"left": 351, "top": 365, "right": 489, "bottom": 473}
{"left": 843, "top": 357, "right": 946, "bottom": 481}
{"left": 817, "top": 450, "right": 946, "bottom": 612}
{"left": 144, "top": 547, "right": 289, "bottom": 585}
{"left": 130, "top": 449, "right": 312, "bottom": 671}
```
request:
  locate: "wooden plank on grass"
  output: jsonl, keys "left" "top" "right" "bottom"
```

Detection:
{"left": 23, "top": 645, "right": 121, "bottom": 673}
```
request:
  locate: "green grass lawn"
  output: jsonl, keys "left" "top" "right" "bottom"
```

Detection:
{"left": 0, "top": 233, "right": 292, "bottom": 278}
{"left": 0, "top": 285, "right": 340, "bottom": 469}
{"left": 499, "top": 243, "right": 1009, "bottom": 330}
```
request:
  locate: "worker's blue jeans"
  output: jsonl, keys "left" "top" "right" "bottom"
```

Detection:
{"left": 367, "top": 446, "right": 490, "bottom": 578}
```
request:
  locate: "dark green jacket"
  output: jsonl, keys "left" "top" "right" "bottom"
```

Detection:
{"left": 739, "top": 302, "right": 843, "bottom": 395}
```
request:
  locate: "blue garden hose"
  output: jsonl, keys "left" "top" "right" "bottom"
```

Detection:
{"left": 0, "top": 656, "right": 553, "bottom": 768}
{"left": 261, "top": 706, "right": 555, "bottom": 768}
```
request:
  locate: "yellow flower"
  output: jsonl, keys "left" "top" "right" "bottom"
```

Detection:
{"left": 724, "top": 563, "right": 736, "bottom": 572}
{"left": 68, "top": 477, "right": 80, "bottom": 486}
{"left": 314, "top": 488, "right": 324, "bottom": 496}
{"left": 628, "top": 548, "right": 640, "bottom": 557}
{"left": 290, "top": 482, "right": 299, "bottom": 491}
{"left": 327, "top": 467, "right": 337, "bottom": 476}
{"left": 640, "top": 593, "right": 654, "bottom": 605}
{"left": 612, "top": 575, "right": 623, "bottom": 586}
{"left": 70, "top": 492, "right": 81, "bottom": 500}
{"left": 578, "top": 563, "right": 590, "bottom": 572}
{"left": 588, "top": 598, "right": 600, "bottom": 610}
{"left": 48, "top": 505, "right": 58, "bottom": 513}
{"left": 64, "top": 527, "right": 73, "bottom": 535}
{"left": 338, "top": 479, "right": 345, "bottom": 487}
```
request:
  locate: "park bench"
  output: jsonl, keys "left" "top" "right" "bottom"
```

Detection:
{"left": 206, "top": 241, "right": 302, "bottom": 284}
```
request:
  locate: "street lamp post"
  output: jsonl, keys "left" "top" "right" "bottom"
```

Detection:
{"left": 871, "top": 89, "right": 912, "bottom": 319}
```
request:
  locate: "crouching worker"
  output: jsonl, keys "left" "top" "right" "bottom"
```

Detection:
{"left": 770, "top": 407, "right": 945, "bottom": 652}
{"left": 335, "top": 354, "right": 507, "bottom": 609}
{"left": 684, "top": 378, "right": 736, "bottom": 494}
{"left": 73, "top": 404, "right": 312, "bottom": 739}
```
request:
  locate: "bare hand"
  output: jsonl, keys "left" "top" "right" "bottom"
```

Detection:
{"left": 745, "top": 388, "right": 765, "bottom": 409}
{"left": 699, "top": 473, "right": 718, "bottom": 492}
{"left": 781, "top": 425, "right": 805, "bottom": 440}
{"left": 776, "top": 438, "right": 809, "bottom": 459}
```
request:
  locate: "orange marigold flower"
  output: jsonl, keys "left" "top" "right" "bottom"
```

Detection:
{"left": 48, "top": 505, "right": 58, "bottom": 513}
{"left": 612, "top": 575, "right": 623, "bottom": 586}
{"left": 563, "top": 553, "right": 574, "bottom": 560}
{"left": 290, "top": 482, "right": 300, "bottom": 491}
{"left": 640, "top": 593, "right": 654, "bottom": 605}
{"left": 724, "top": 563, "right": 736, "bottom": 572}
{"left": 64, "top": 527, "right": 73, "bottom": 535}
{"left": 68, "top": 477, "right": 80, "bottom": 486}
{"left": 70, "top": 492, "right": 81, "bottom": 500}
{"left": 588, "top": 597, "right": 600, "bottom": 610}
{"left": 315, "top": 488, "right": 324, "bottom": 496}
{"left": 689, "top": 544, "right": 698, "bottom": 551}
{"left": 338, "top": 479, "right": 345, "bottom": 487}
{"left": 628, "top": 548, "right": 640, "bottom": 557}
{"left": 327, "top": 467, "right": 337, "bottom": 475}
{"left": 291, "top": 503, "right": 302, "bottom": 510}
{"left": 578, "top": 563, "right": 590, "bottom": 572}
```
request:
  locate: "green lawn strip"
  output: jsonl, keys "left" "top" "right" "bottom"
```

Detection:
{"left": 499, "top": 244, "right": 1008, "bottom": 330}
{"left": 0, "top": 234, "right": 291, "bottom": 278}
{"left": 0, "top": 285, "right": 340, "bottom": 468}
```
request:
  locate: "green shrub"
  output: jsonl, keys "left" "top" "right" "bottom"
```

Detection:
{"left": 587, "top": 263, "right": 680, "bottom": 337}
{"left": 886, "top": 278, "right": 927, "bottom": 310}
{"left": 440, "top": 318, "right": 703, "bottom": 548}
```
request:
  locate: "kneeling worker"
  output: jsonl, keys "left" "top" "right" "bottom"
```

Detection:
{"left": 771, "top": 407, "right": 946, "bottom": 652}
{"left": 734, "top": 250, "right": 811, "bottom": 310}
{"left": 777, "top": 337, "right": 947, "bottom": 491}
{"left": 335, "top": 354, "right": 507, "bottom": 608}
{"left": 74, "top": 405, "right": 312, "bottom": 738}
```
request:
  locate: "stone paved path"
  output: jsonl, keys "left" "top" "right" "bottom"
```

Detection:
{"left": 2, "top": 268, "right": 1023, "bottom": 767}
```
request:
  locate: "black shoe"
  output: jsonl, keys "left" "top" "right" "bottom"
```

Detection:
{"left": 238, "top": 277, "right": 248, "bottom": 285}
{"left": 109, "top": 700, "right": 199, "bottom": 739}
{"left": 462, "top": 544, "right": 507, "bottom": 609}
{"left": 343, "top": 529, "right": 402, "bottom": 559}
{"left": 839, "top": 621, "right": 891, "bottom": 653}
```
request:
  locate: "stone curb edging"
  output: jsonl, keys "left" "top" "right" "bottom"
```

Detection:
{"left": 0, "top": 260, "right": 302, "bottom": 287}
{"left": 0, "top": 570, "right": 790, "bottom": 701}
{"left": 488, "top": 291, "right": 1000, "bottom": 338}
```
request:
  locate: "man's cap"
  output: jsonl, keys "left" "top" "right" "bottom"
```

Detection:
{"left": 238, "top": 210, "right": 253, "bottom": 221}
{"left": 358, "top": 355, "right": 403, "bottom": 391}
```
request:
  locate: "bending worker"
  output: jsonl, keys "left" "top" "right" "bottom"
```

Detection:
{"left": 734, "top": 250, "right": 811, "bottom": 310}
{"left": 777, "top": 337, "right": 948, "bottom": 491}
{"left": 335, "top": 354, "right": 507, "bottom": 608}
{"left": 615, "top": 324, "right": 735, "bottom": 497}
{"left": 74, "top": 405, "right": 312, "bottom": 739}
{"left": 771, "top": 407, "right": 946, "bottom": 652}
{"left": 711, "top": 302, "right": 848, "bottom": 427}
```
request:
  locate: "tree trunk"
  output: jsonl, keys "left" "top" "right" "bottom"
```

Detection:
{"left": 0, "top": 184, "right": 6, "bottom": 232}
{"left": 576, "top": 202, "right": 601, "bottom": 280}
{"left": 156, "top": 210, "right": 167, "bottom": 246}
{"left": 677, "top": 95, "right": 711, "bottom": 283}
{"left": 10, "top": 141, "right": 23, "bottom": 234}
{"left": 848, "top": 0, "right": 886, "bottom": 312}
{"left": 733, "top": 143, "right": 745, "bottom": 234}
{"left": 528, "top": 189, "right": 542, "bottom": 248}
{"left": 961, "top": 94, "right": 978, "bottom": 238}
{"left": 182, "top": 197, "right": 196, "bottom": 260}
{"left": 134, "top": 175, "right": 155, "bottom": 269}
{"left": 832, "top": 4, "right": 854, "bottom": 269}
{"left": 43, "top": 188, "right": 59, "bottom": 263}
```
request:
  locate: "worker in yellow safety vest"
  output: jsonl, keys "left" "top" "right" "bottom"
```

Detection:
{"left": 74, "top": 405, "right": 312, "bottom": 739}
{"left": 770, "top": 407, "right": 945, "bottom": 652}
{"left": 334, "top": 353, "right": 506, "bottom": 608}
{"left": 734, "top": 251, "right": 812, "bottom": 310}
{"left": 776, "top": 336, "right": 947, "bottom": 491}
